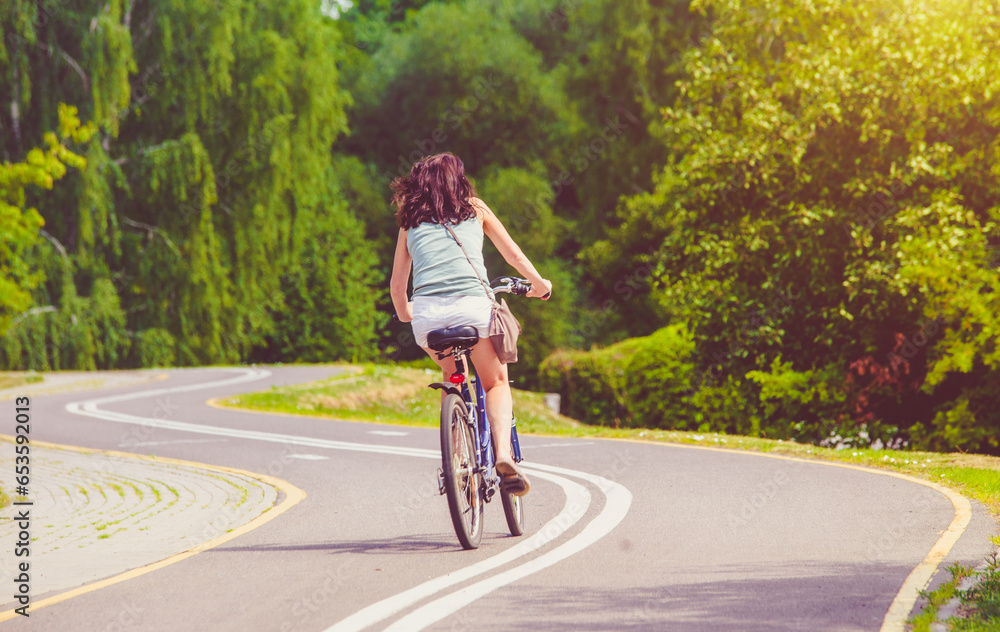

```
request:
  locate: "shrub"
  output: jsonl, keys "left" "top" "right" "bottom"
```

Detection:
{"left": 910, "top": 371, "right": 1000, "bottom": 455}
{"left": 746, "top": 356, "right": 848, "bottom": 442}
{"left": 539, "top": 324, "right": 696, "bottom": 428}
{"left": 687, "top": 374, "right": 762, "bottom": 436}
{"left": 622, "top": 325, "right": 697, "bottom": 429}
{"left": 538, "top": 345, "right": 634, "bottom": 427}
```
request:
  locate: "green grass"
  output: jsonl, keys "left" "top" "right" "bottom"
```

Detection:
{"left": 943, "top": 470, "right": 1000, "bottom": 499}
{"left": 910, "top": 563, "right": 978, "bottom": 631}
{"left": 0, "top": 372, "right": 43, "bottom": 390}
{"left": 952, "top": 550, "right": 1000, "bottom": 630}
{"left": 912, "top": 549, "right": 1000, "bottom": 631}
{"left": 223, "top": 363, "right": 584, "bottom": 437}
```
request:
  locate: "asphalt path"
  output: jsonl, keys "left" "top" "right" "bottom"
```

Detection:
{"left": 6, "top": 366, "right": 998, "bottom": 631}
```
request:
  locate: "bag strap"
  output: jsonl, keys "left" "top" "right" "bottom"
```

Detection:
{"left": 442, "top": 223, "right": 496, "bottom": 303}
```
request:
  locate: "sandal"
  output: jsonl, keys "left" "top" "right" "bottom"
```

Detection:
{"left": 496, "top": 458, "right": 530, "bottom": 496}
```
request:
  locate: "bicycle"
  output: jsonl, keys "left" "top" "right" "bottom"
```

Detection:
{"left": 427, "top": 276, "right": 534, "bottom": 549}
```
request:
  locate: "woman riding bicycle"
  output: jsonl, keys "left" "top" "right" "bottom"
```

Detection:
{"left": 389, "top": 152, "right": 551, "bottom": 496}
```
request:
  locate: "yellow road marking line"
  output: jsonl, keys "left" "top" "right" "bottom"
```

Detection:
{"left": 0, "top": 435, "right": 305, "bottom": 621}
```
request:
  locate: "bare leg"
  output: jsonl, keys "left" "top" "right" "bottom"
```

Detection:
{"left": 469, "top": 340, "right": 513, "bottom": 463}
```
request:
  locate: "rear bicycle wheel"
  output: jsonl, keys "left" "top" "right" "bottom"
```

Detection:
{"left": 440, "top": 393, "right": 483, "bottom": 549}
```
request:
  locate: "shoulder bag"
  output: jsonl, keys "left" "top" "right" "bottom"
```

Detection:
{"left": 443, "top": 223, "right": 522, "bottom": 364}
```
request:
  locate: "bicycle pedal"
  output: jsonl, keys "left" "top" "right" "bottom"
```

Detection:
{"left": 436, "top": 468, "right": 446, "bottom": 495}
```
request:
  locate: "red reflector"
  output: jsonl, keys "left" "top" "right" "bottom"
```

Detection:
{"left": 449, "top": 373, "right": 465, "bottom": 384}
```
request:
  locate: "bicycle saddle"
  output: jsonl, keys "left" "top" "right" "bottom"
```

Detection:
{"left": 427, "top": 326, "right": 480, "bottom": 351}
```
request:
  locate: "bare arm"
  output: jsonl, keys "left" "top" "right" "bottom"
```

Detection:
{"left": 390, "top": 228, "right": 414, "bottom": 321}
{"left": 473, "top": 198, "right": 552, "bottom": 299}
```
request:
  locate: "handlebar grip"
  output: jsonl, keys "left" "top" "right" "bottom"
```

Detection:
{"left": 513, "top": 281, "right": 531, "bottom": 296}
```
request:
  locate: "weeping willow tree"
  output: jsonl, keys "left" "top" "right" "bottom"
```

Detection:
{"left": 0, "top": 0, "right": 383, "bottom": 369}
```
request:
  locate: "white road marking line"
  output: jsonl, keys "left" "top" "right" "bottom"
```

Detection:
{"left": 119, "top": 439, "right": 229, "bottom": 447}
{"left": 384, "top": 463, "right": 632, "bottom": 631}
{"left": 65, "top": 368, "right": 634, "bottom": 630}
{"left": 326, "top": 472, "right": 591, "bottom": 632}
{"left": 287, "top": 454, "right": 329, "bottom": 461}
{"left": 69, "top": 401, "right": 439, "bottom": 459}
{"left": 368, "top": 430, "right": 409, "bottom": 436}
{"left": 529, "top": 441, "right": 595, "bottom": 448}
{"left": 72, "top": 367, "right": 273, "bottom": 404}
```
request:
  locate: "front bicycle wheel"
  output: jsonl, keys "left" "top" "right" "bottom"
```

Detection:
{"left": 500, "top": 450, "right": 525, "bottom": 537}
{"left": 500, "top": 486, "right": 524, "bottom": 536}
{"left": 440, "top": 393, "right": 483, "bottom": 549}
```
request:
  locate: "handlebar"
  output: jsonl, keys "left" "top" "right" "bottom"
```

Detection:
{"left": 491, "top": 276, "right": 550, "bottom": 299}
{"left": 393, "top": 278, "right": 549, "bottom": 321}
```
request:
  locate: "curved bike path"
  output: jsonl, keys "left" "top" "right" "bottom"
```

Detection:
{"left": 0, "top": 366, "right": 994, "bottom": 631}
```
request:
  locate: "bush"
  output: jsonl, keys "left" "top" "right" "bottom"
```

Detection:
{"left": 622, "top": 325, "right": 697, "bottom": 429}
{"left": 687, "top": 374, "right": 762, "bottom": 436}
{"left": 910, "top": 371, "right": 1000, "bottom": 455}
{"left": 746, "top": 356, "right": 849, "bottom": 443}
{"left": 538, "top": 345, "right": 633, "bottom": 427}
{"left": 539, "top": 324, "right": 696, "bottom": 428}
{"left": 0, "top": 276, "right": 130, "bottom": 371}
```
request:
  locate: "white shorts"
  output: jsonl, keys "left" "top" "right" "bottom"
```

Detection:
{"left": 411, "top": 295, "right": 492, "bottom": 348}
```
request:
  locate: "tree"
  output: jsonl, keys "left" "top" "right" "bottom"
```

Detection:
{"left": 341, "top": 0, "right": 573, "bottom": 178}
{"left": 1, "top": 0, "right": 383, "bottom": 369}
{"left": 0, "top": 104, "right": 93, "bottom": 335}
{"left": 590, "top": 0, "right": 1000, "bottom": 446}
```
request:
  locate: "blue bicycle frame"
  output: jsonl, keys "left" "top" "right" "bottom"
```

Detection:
{"left": 462, "top": 375, "right": 522, "bottom": 484}
{"left": 433, "top": 346, "right": 523, "bottom": 500}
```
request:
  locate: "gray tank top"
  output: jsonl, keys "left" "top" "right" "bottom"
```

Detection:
{"left": 408, "top": 217, "right": 492, "bottom": 298}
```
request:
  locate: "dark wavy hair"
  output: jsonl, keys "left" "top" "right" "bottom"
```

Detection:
{"left": 392, "top": 153, "right": 478, "bottom": 229}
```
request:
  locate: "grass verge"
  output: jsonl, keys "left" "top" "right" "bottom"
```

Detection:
{"left": 0, "top": 372, "right": 43, "bottom": 390}
{"left": 222, "top": 363, "right": 582, "bottom": 437}
{"left": 910, "top": 563, "right": 978, "bottom": 631}
{"left": 953, "top": 549, "right": 1000, "bottom": 630}
{"left": 911, "top": 548, "right": 1000, "bottom": 631}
